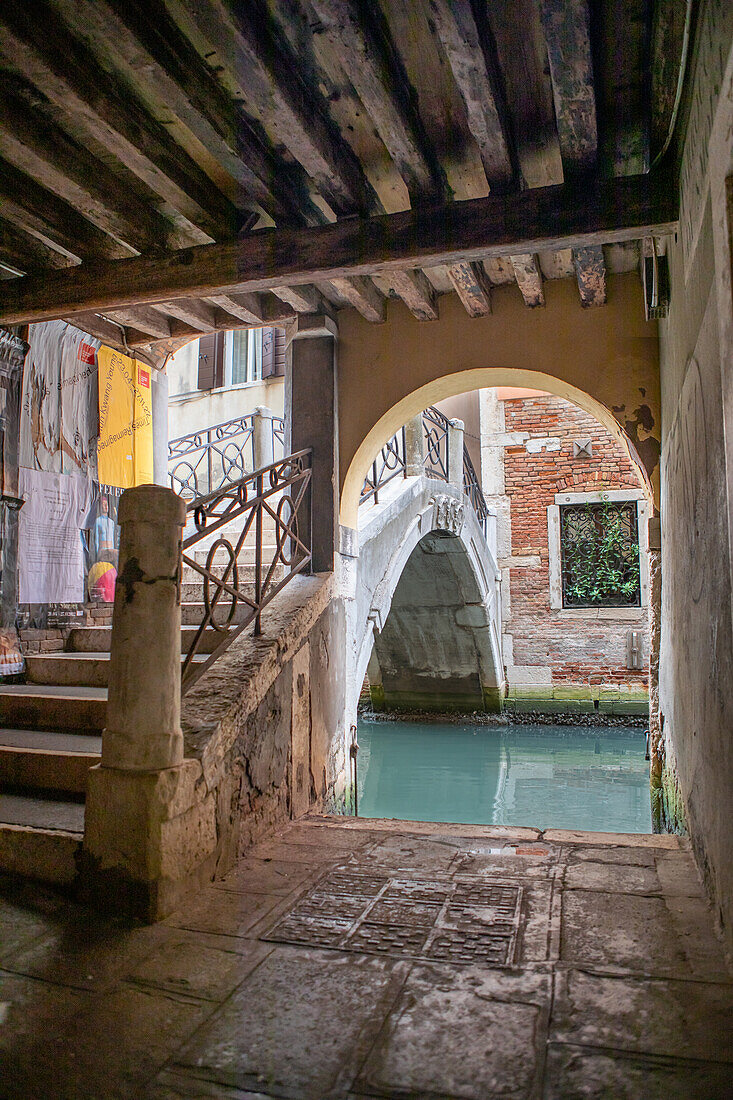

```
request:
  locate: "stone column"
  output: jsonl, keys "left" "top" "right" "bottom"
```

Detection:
{"left": 102, "top": 485, "right": 186, "bottom": 770}
{"left": 285, "top": 315, "right": 338, "bottom": 573}
{"left": 404, "top": 413, "right": 425, "bottom": 476}
{"left": 252, "top": 405, "right": 275, "bottom": 471}
{"left": 448, "top": 417, "right": 465, "bottom": 489}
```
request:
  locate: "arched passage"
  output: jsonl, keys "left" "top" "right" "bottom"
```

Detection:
{"left": 338, "top": 276, "right": 659, "bottom": 528}
{"left": 368, "top": 527, "right": 502, "bottom": 713}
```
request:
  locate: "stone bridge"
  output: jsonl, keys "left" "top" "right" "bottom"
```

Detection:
{"left": 344, "top": 415, "right": 503, "bottom": 723}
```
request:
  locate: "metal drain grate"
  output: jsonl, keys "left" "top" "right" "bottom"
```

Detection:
{"left": 263, "top": 869, "right": 524, "bottom": 967}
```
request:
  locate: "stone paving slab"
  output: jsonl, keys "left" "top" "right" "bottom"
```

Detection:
{"left": 0, "top": 817, "right": 730, "bottom": 1100}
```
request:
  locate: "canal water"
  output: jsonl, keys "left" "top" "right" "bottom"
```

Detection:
{"left": 356, "top": 718, "right": 650, "bottom": 834}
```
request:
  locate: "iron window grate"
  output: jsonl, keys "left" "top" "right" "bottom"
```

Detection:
{"left": 559, "top": 501, "right": 641, "bottom": 608}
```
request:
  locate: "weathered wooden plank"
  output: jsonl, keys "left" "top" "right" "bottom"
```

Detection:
{"left": 429, "top": 0, "right": 514, "bottom": 191}
{"left": 104, "top": 306, "right": 172, "bottom": 339}
{"left": 0, "top": 219, "right": 76, "bottom": 274}
{"left": 329, "top": 277, "right": 386, "bottom": 324}
{"left": 573, "top": 245, "right": 607, "bottom": 306}
{"left": 0, "top": 159, "right": 132, "bottom": 262}
{"left": 446, "top": 261, "right": 492, "bottom": 316}
{"left": 51, "top": 0, "right": 316, "bottom": 227}
{"left": 511, "top": 254, "right": 545, "bottom": 307}
{"left": 308, "top": 0, "right": 444, "bottom": 205}
{"left": 650, "top": 0, "right": 690, "bottom": 165}
{"left": 0, "top": 3, "right": 236, "bottom": 244}
{"left": 0, "top": 174, "right": 677, "bottom": 325}
{"left": 539, "top": 248, "right": 575, "bottom": 280}
{"left": 164, "top": 0, "right": 379, "bottom": 218}
{"left": 71, "top": 311, "right": 154, "bottom": 351}
{"left": 0, "top": 86, "right": 169, "bottom": 253}
{"left": 271, "top": 284, "right": 325, "bottom": 314}
{"left": 382, "top": 270, "right": 438, "bottom": 321}
{"left": 206, "top": 292, "right": 263, "bottom": 325}
{"left": 539, "top": 0, "right": 598, "bottom": 178}
{"left": 150, "top": 299, "right": 218, "bottom": 332}
{"left": 483, "top": 256, "right": 516, "bottom": 285}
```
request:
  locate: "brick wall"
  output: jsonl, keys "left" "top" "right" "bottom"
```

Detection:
{"left": 501, "top": 394, "right": 648, "bottom": 691}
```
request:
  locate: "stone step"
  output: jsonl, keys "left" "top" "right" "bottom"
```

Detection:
{"left": 26, "top": 649, "right": 213, "bottom": 687}
{"left": 0, "top": 815, "right": 82, "bottom": 886}
{"left": 0, "top": 729, "right": 99, "bottom": 794}
{"left": 66, "top": 626, "right": 248, "bottom": 656}
{"left": 0, "top": 684, "right": 106, "bottom": 731}
{"left": 181, "top": 564, "right": 285, "bottom": 591}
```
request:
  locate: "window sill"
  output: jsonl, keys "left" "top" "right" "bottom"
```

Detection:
{"left": 551, "top": 606, "right": 646, "bottom": 619}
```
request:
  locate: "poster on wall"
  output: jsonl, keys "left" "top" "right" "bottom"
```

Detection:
{"left": 18, "top": 467, "right": 94, "bottom": 605}
{"left": 19, "top": 320, "right": 100, "bottom": 476}
{"left": 83, "top": 485, "right": 122, "bottom": 603}
{"left": 97, "top": 346, "right": 154, "bottom": 488}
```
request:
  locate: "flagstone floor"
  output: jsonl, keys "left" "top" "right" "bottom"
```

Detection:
{"left": 1, "top": 816, "right": 731, "bottom": 1099}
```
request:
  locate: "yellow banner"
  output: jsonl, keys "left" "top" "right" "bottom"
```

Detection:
{"left": 97, "top": 347, "right": 154, "bottom": 488}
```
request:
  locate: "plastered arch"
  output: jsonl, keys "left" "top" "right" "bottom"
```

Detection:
{"left": 338, "top": 275, "right": 659, "bottom": 528}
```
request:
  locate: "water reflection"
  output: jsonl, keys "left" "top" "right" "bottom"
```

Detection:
{"left": 356, "top": 719, "right": 650, "bottom": 834}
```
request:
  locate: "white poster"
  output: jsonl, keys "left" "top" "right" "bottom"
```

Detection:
{"left": 20, "top": 320, "right": 100, "bottom": 476}
{"left": 18, "top": 468, "right": 94, "bottom": 604}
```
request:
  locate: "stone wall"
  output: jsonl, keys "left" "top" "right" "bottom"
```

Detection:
{"left": 493, "top": 393, "right": 649, "bottom": 713}
{"left": 657, "top": 0, "right": 733, "bottom": 953}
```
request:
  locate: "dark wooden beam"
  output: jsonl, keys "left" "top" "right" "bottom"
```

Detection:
{"left": 329, "top": 277, "right": 386, "bottom": 324}
{"left": 0, "top": 219, "right": 76, "bottom": 274}
{"left": 0, "top": 84, "right": 170, "bottom": 254}
{"left": 0, "top": 3, "right": 237, "bottom": 244}
{"left": 51, "top": 0, "right": 317, "bottom": 227}
{"left": 382, "top": 270, "right": 438, "bottom": 321}
{"left": 206, "top": 292, "right": 263, "bottom": 325}
{"left": 573, "top": 245, "right": 606, "bottom": 307}
{"left": 71, "top": 311, "right": 154, "bottom": 351}
{"left": 539, "top": 0, "right": 598, "bottom": 177}
{"left": 104, "top": 306, "right": 172, "bottom": 339}
{"left": 0, "top": 174, "right": 677, "bottom": 325}
{"left": 271, "top": 284, "right": 325, "bottom": 314}
{"left": 429, "top": 0, "right": 515, "bottom": 192}
{"left": 164, "top": 0, "right": 379, "bottom": 218}
{"left": 149, "top": 299, "right": 217, "bottom": 332}
{"left": 446, "top": 261, "right": 492, "bottom": 317}
{"left": 510, "top": 254, "right": 545, "bottom": 307}
{"left": 308, "top": 0, "right": 445, "bottom": 206}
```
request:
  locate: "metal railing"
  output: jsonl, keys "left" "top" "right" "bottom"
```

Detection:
{"left": 169, "top": 412, "right": 286, "bottom": 499}
{"left": 359, "top": 406, "right": 491, "bottom": 538}
{"left": 180, "top": 449, "right": 311, "bottom": 692}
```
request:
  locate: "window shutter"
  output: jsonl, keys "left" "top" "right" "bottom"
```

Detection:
{"left": 197, "top": 333, "right": 225, "bottom": 390}
{"left": 273, "top": 328, "right": 286, "bottom": 376}
{"left": 261, "top": 327, "right": 275, "bottom": 378}
{"left": 197, "top": 335, "right": 215, "bottom": 390}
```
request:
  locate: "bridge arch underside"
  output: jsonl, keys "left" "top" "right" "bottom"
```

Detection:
{"left": 339, "top": 275, "right": 659, "bottom": 529}
{"left": 368, "top": 530, "right": 503, "bottom": 714}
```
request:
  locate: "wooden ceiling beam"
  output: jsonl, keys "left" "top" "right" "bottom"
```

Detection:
{"left": 510, "top": 254, "right": 545, "bottom": 307}
{"left": 328, "top": 277, "right": 386, "bottom": 324}
{"left": 71, "top": 311, "right": 153, "bottom": 351}
{"left": 49, "top": 0, "right": 315, "bottom": 228}
{"left": 149, "top": 299, "right": 218, "bottom": 332}
{"left": 271, "top": 284, "right": 325, "bottom": 315}
{"left": 382, "top": 270, "right": 438, "bottom": 321}
{"left": 0, "top": 174, "right": 677, "bottom": 325}
{"left": 429, "top": 0, "right": 515, "bottom": 193}
{"left": 446, "top": 262, "right": 493, "bottom": 317}
{"left": 308, "top": 0, "right": 445, "bottom": 206}
{"left": 0, "top": 3, "right": 236, "bottom": 245}
{"left": 573, "top": 245, "right": 607, "bottom": 307}
{"left": 164, "top": 0, "right": 379, "bottom": 218}
{"left": 0, "top": 85, "right": 169, "bottom": 254}
{"left": 0, "top": 219, "right": 77, "bottom": 275}
{"left": 206, "top": 292, "right": 264, "bottom": 325}
{"left": 104, "top": 306, "right": 172, "bottom": 340}
{"left": 539, "top": 0, "right": 607, "bottom": 306}
{"left": 0, "top": 159, "right": 132, "bottom": 262}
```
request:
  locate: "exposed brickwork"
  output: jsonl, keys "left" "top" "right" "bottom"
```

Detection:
{"left": 502, "top": 395, "right": 648, "bottom": 690}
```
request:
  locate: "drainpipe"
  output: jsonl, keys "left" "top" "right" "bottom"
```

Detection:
{"left": 448, "top": 418, "right": 465, "bottom": 489}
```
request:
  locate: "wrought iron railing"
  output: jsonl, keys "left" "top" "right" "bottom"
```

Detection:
{"left": 180, "top": 450, "right": 312, "bottom": 691}
{"left": 361, "top": 427, "right": 407, "bottom": 505}
{"left": 169, "top": 412, "right": 286, "bottom": 499}
{"left": 358, "top": 406, "right": 491, "bottom": 539}
{"left": 422, "top": 405, "right": 450, "bottom": 481}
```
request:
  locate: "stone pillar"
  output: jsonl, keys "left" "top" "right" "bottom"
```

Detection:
{"left": 151, "top": 368, "right": 169, "bottom": 487}
{"left": 285, "top": 315, "right": 338, "bottom": 573}
{"left": 102, "top": 485, "right": 186, "bottom": 770}
{"left": 448, "top": 417, "right": 465, "bottom": 489}
{"left": 404, "top": 413, "right": 425, "bottom": 476}
{"left": 252, "top": 405, "right": 275, "bottom": 471}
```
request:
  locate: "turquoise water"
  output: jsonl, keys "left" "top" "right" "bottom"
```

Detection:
{"left": 356, "top": 719, "right": 651, "bottom": 834}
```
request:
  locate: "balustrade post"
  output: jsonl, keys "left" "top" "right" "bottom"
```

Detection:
{"left": 252, "top": 406, "right": 275, "bottom": 471}
{"left": 101, "top": 485, "right": 186, "bottom": 770}
{"left": 404, "top": 413, "right": 425, "bottom": 476}
{"left": 286, "top": 314, "right": 338, "bottom": 572}
{"left": 448, "top": 418, "right": 465, "bottom": 489}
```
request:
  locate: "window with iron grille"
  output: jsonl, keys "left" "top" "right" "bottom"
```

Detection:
{"left": 559, "top": 501, "right": 641, "bottom": 608}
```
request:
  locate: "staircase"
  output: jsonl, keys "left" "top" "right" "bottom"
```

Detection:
{"left": 0, "top": 519, "right": 282, "bottom": 885}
